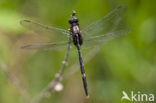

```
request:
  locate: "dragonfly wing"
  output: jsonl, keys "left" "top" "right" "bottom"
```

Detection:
{"left": 82, "top": 29, "right": 131, "bottom": 48}
{"left": 21, "top": 41, "right": 68, "bottom": 51}
{"left": 81, "top": 6, "right": 126, "bottom": 37}
{"left": 20, "top": 20, "right": 69, "bottom": 35}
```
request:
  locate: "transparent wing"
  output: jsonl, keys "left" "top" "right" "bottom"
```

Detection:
{"left": 20, "top": 20, "right": 69, "bottom": 35}
{"left": 81, "top": 6, "right": 126, "bottom": 38}
{"left": 21, "top": 41, "right": 68, "bottom": 51}
{"left": 82, "top": 29, "right": 131, "bottom": 48}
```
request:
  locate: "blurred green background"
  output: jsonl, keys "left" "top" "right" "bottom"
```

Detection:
{"left": 0, "top": 0, "right": 156, "bottom": 103}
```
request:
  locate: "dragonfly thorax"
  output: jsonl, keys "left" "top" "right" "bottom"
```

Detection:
{"left": 69, "top": 11, "right": 83, "bottom": 47}
{"left": 73, "top": 25, "right": 80, "bottom": 34}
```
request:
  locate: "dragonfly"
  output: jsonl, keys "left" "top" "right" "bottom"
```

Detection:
{"left": 20, "top": 6, "right": 131, "bottom": 98}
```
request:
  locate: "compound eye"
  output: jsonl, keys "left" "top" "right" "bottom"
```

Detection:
{"left": 69, "top": 19, "right": 73, "bottom": 24}
{"left": 75, "top": 19, "right": 78, "bottom": 23}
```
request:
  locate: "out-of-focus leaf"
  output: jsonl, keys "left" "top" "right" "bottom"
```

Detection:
{"left": 0, "top": 10, "right": 23, "bottom": 33}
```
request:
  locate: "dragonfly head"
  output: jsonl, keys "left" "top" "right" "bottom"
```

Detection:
{"left": 72, "top": 10, "right": 76, "bottom": 16}
{"left": 69, "top": 10, "right": 79, "bottom": 24}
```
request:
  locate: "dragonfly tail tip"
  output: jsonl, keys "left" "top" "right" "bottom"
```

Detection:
{"left": 86, "top": 95, "right": 90, "bottom": 99}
